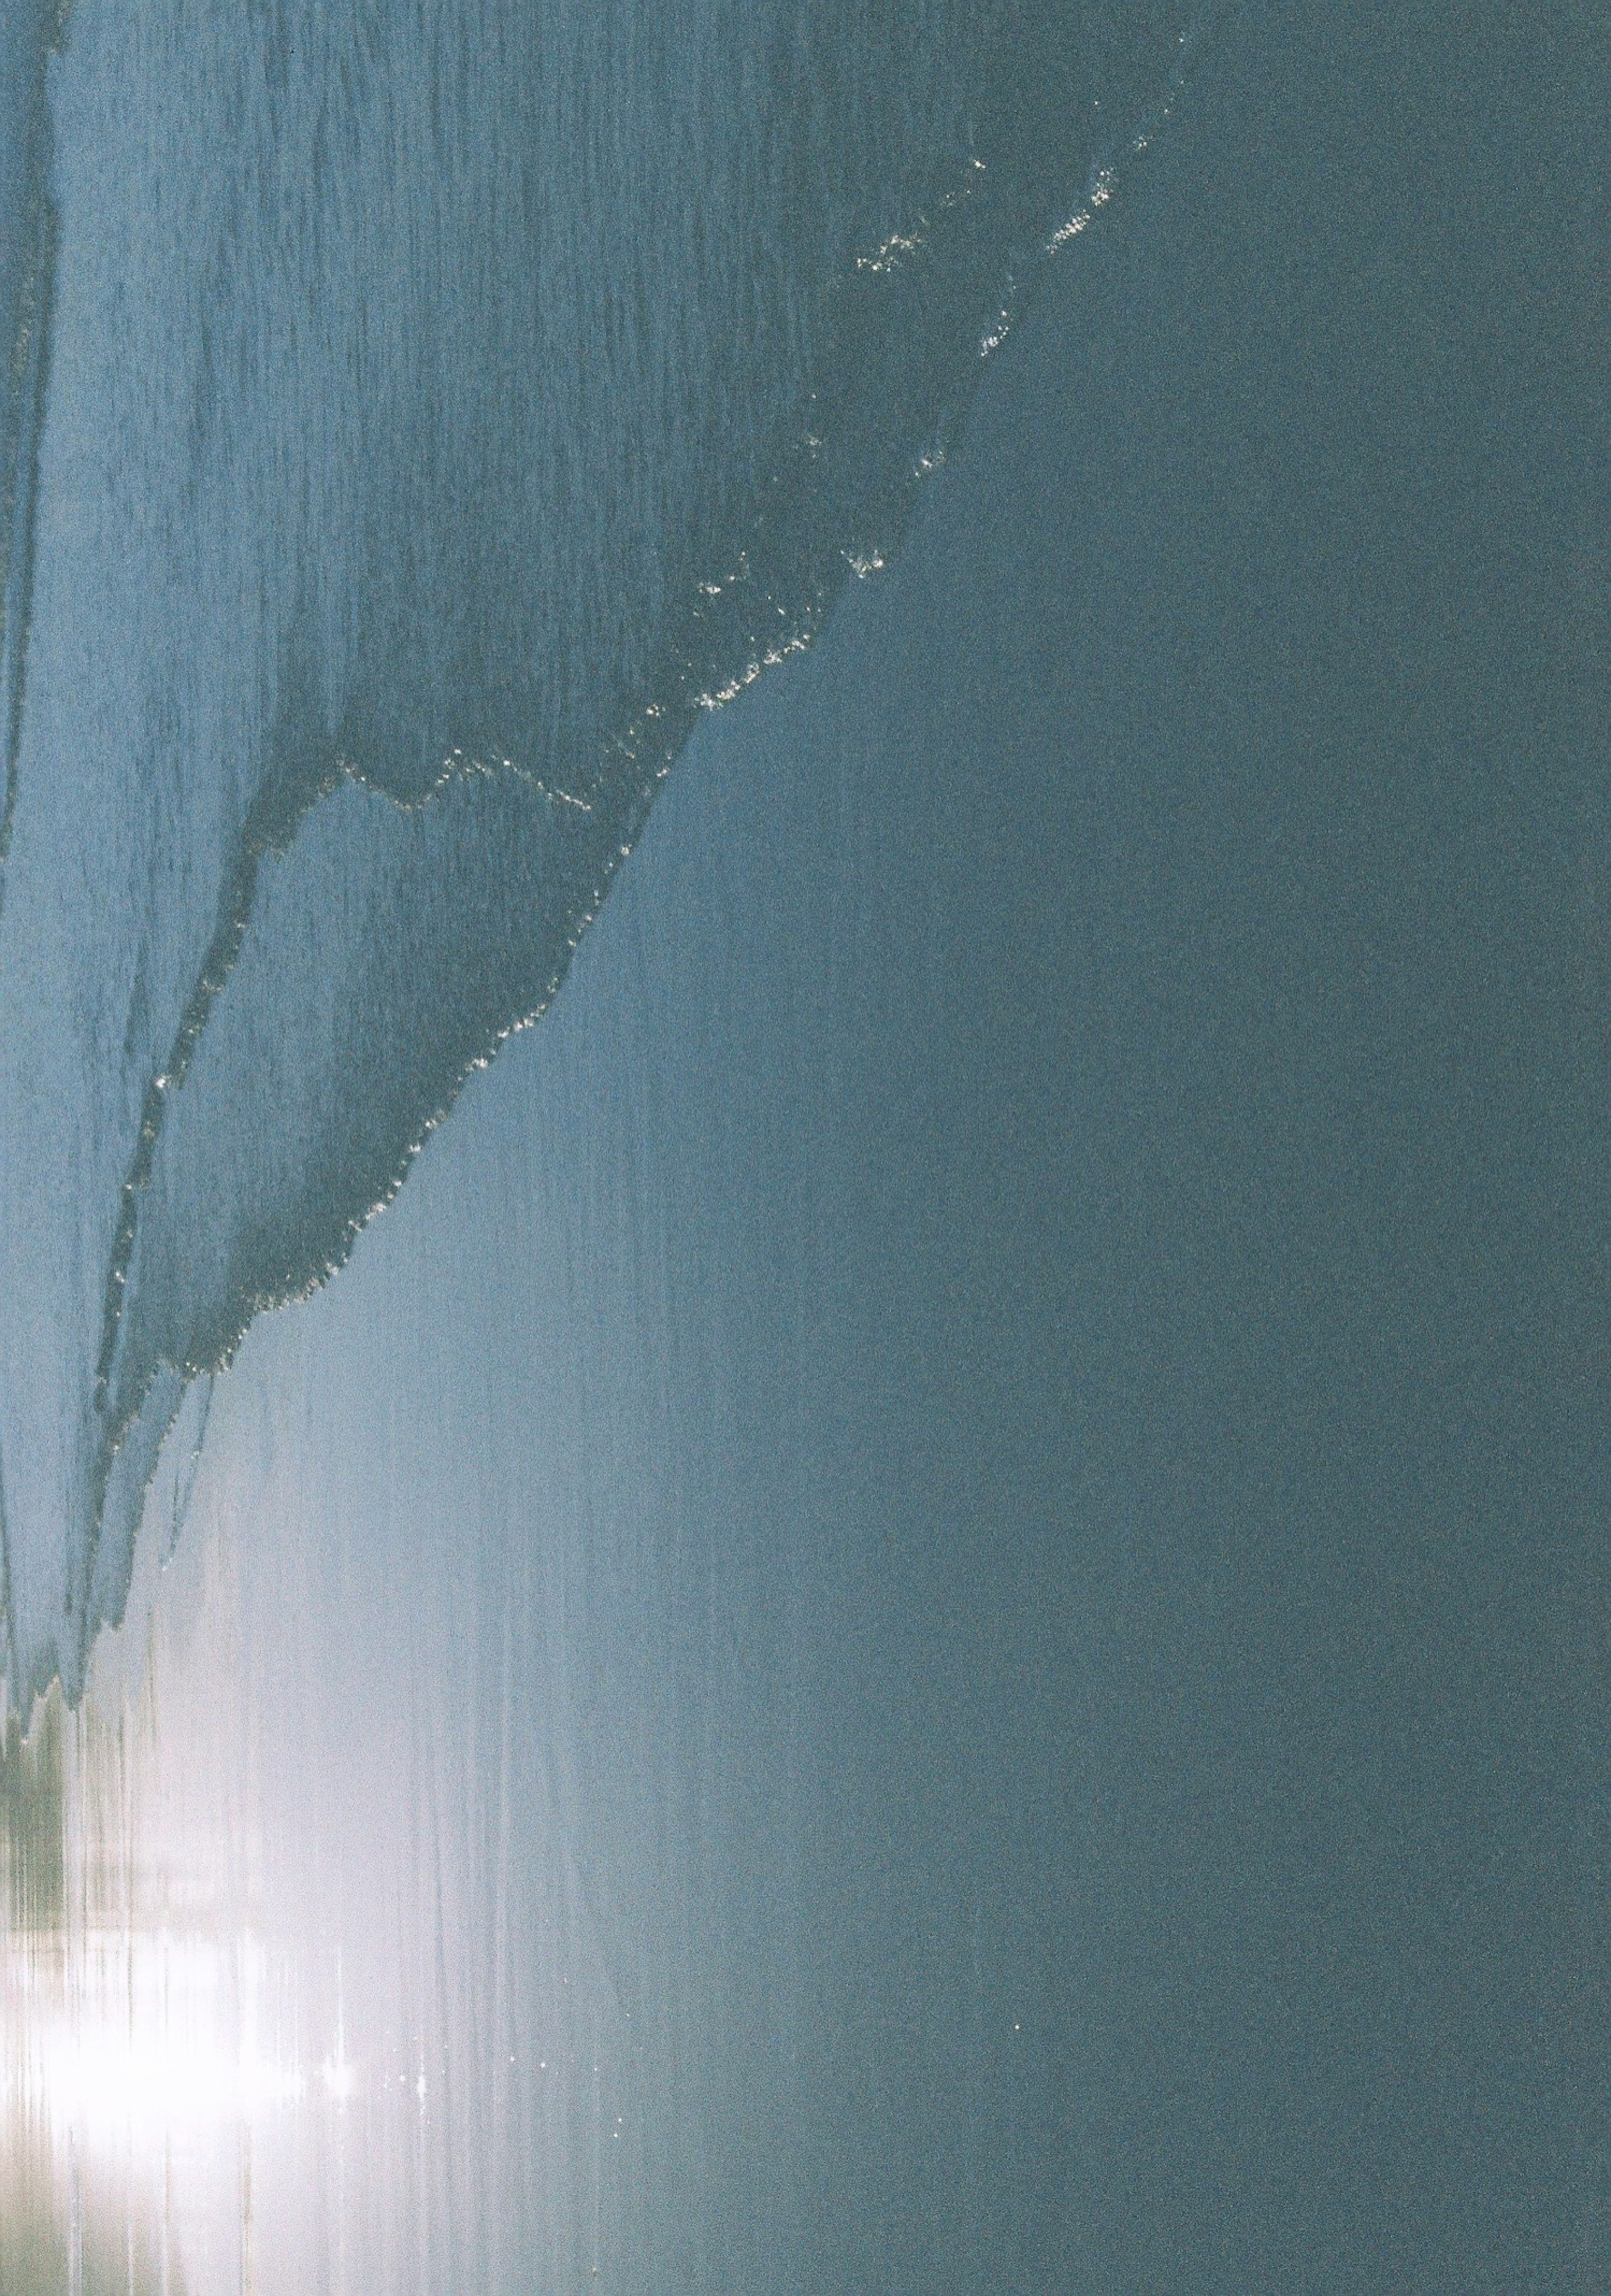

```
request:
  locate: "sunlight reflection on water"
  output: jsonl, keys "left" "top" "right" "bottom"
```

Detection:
{"left": 0, "top": 1644, "right": 360, "bottom": 2294}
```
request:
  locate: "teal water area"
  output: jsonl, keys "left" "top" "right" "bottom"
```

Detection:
{"left": 0, "top": 5, "right": 1605, "bottom": 2292}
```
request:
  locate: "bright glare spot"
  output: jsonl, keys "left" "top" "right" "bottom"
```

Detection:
{"left": 36, "top": 2026, "right": 305, "bottom": 2140}
{"left": 3, "top": 1931, "right": 308, "bottom": 2158}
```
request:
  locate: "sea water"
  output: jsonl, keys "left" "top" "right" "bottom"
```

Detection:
{"left": 0, "top": 5, "right": 1606, "bottom": 2293}
{"left": 0, "top": 0, "right": 1198, "bottom": 1709}
{"left": 0, "top": 3, "right": 1200, "bottom": 2283}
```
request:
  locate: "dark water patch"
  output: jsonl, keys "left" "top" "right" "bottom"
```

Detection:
{"left": 0, "top": 1685, "right": 63, "bottom": 1941}
{"left": 0, "top": 6, "right": 62, "bottom": 894}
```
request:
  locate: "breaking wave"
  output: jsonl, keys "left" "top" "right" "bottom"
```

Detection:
{"left": 0, "top": 0, "right": 1209, "bottom": 1707}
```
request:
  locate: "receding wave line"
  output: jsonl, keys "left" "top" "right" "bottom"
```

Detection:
{"left": 0, "top": 1, "right": 1219, "bottom": 1710}
{"left": 83, "top": 13, "right": 1217, "bottom": 1691}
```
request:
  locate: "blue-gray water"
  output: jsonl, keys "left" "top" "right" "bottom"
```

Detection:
{"left": 0, "top": 4, "right": 1606, "bottom": 2293}
{"left": 0, "top": 0, "right": 1198, "bottom": 1703}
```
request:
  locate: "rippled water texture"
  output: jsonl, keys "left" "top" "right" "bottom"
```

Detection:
{"left": 0, "top": 0, "right": 1198, "bottom": 1700}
